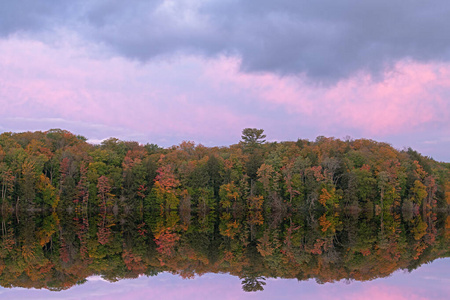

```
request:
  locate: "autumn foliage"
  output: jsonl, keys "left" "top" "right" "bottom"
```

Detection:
{"left": 0, "top": 209, "right": 447, "bottom": 291}
{"left": 0, "top": 129, "right": 448, "bottom": 213}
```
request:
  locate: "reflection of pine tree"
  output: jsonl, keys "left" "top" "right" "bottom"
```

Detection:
{"left": 241, "top": 275, "right": 266, "bottom": 292}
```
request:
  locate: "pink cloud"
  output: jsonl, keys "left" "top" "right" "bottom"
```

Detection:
{"left": 0, "top": 34, "right": 449, "bottom": 150}
{"left": 345, "top": 284, "right": 429, "bottom": 300}
{"left": 203, "top": 57, "right": 450, "bottom": 137}
{"left": 0, "top": 37, "right": 255, "bottom": 143}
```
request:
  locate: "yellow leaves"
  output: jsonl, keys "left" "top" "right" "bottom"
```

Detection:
{"left": 247, "top": 211, "right": 264, "bottom": 226}
{"left": 21, "top": 244, "right": 36, "bottom": 262}
{"left": 224, "top": 183, "right": 239, "bottom": 200}
{"left": 319, "top": 188, "right": 331, "bottom": 207}
{"left": 37, "top": 174, "right": 49, "bottom": 190}
{"left": 319, "top": 214, "right": 332, "bottom": 232}
{"left": 445, "top": 182, "right": 450, "bottom": 205}
{"left": 412, "top": 219, "right": 428, "bottom": 241}
{"left": 413, "top": 160, "right": 428, "bottom": 181}
{"left": 37, "top": 174, "right": 58, "bottom": 208}
{"left": 152, "top": 181, "right": 180, "bottom": 210}
{"left": 413, "top": 241, "right": 428, "bottom": 260}
{"left": 222, "top": 220, "right": 240, "bottom": 238}
{"left": 21, "top": 159, "right": 35, "bottom": 177}
{"left": 37, "top": 213, "right": 59, "bottom": 246}
{"left": 219, "top": 183, "right": 240, "bottom": 209}
{"left": 218, "top": 212, "right": 242, "bottom": 239}
{"left": 411, "top": 180, "right": 427, "bottom": 204}
{"left": 25, "top": 139, "right": 52, "bottom": 160}
{"left": 318, "top": 187, "right": 340, "bottom": 208}
{"left": 445, "top": 216, "right": 450, "bottom": 240}
{"left": 318, "top": 213, "right": 341, "bottom": 236}
{"left": 247, "top": 195, "right": 264, "bottom": 210}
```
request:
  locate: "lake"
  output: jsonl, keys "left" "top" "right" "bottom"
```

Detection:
{"left": 0, "top": 209, "right": 448, "bottom": 299}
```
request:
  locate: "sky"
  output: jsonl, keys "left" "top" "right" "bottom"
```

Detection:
{"left": 0, "top": 0, "right": 449, "bottom": 161}
{"left": 1, "top": 258, "right": 449, "bottom": 300}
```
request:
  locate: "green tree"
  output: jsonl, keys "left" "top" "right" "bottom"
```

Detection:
{"left": 241, "top": 128, "right": 266, "bottom": 151}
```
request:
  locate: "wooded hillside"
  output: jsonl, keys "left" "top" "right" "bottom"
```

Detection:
{"left": 0, "top": 129, "right": 449, "bottom": 211}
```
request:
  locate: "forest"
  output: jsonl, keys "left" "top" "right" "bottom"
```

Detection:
{"left": 0, "top": 128, "right": 449, "bottom": 213}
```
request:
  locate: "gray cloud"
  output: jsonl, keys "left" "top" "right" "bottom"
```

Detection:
{"left": 2, "top": 0, "right": 450, "bottom": 82}
{"left": 0, "top": 1, "right": 69, "bottom": 35}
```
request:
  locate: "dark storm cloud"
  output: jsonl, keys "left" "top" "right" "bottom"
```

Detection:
{"left": 2, "top": 0, "right": 450, "bottom": 81}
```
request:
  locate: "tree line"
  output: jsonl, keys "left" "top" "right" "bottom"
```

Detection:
{"left": 0, "top": 128, "right": 449, "bottom": 212}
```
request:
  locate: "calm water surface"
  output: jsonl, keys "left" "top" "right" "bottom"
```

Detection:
{"left": 0, "top": 210, "right": 448, "bottom": 299}
{"left": 1, "top": 258, "right": 449, "bottom": 300}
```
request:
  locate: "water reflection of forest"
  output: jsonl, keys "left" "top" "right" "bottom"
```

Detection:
{"left": 1, "top": 209, "right": 448, "bottom": 292}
